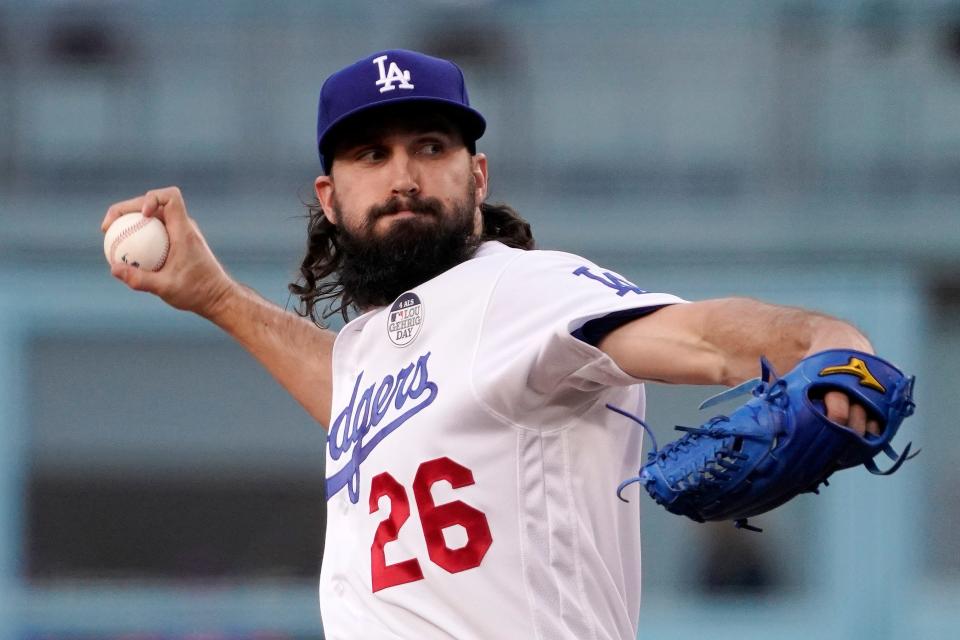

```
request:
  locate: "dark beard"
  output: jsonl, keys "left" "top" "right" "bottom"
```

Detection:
{"left": 335, "top": 189, "right": 481, "bottom": 310}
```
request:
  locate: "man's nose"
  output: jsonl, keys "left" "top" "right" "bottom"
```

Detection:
{"left": 389, "top": 152, "right": 420, "bottom": 197}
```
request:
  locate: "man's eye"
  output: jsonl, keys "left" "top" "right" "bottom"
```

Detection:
{"left": 357, "top": 149, "right": 384, "bottom": 162}
{"left": 419, "top": 142, "right": 443, "bottom": 156}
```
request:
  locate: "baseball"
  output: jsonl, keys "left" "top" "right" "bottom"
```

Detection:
{"left": 103, "top": 213, "right": 170, "bottom": 271}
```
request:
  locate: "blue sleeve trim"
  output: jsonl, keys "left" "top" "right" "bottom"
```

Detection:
{"left": 571, "top": 305, "right": 673, "bottom": 347}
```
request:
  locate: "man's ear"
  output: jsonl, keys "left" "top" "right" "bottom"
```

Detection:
{"left": 472, "top": 153, "right": 488, "bottom": 204}
{"left": 314, "top": 175, "right": 337, "bottom": 224}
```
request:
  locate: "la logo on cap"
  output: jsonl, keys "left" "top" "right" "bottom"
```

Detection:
{"left": 373, "top": 54, "right": 414, "bottom": 93}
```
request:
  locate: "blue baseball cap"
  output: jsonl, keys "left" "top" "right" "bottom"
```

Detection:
{"left": 316, "top": 49, "right": 486, "bottom": 173}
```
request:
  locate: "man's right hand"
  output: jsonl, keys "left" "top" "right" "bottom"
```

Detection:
{"left": 101, "top": 186, "right": 236, "bottom": 320}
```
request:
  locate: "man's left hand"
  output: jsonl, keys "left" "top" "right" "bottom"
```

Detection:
{"left": 823, "top": 391, "right": 881, "bottom": 437}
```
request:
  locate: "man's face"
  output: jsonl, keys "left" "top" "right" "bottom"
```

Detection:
{"left": 314, "top": 106, "right": 489, "bottom": 310}
{"left": 318, "top": 107, "right": 487, "bottom": 238}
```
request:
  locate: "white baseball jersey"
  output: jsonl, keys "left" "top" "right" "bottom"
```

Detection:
{"left": 320, "top": 241, "right": 685, "bottom": 640}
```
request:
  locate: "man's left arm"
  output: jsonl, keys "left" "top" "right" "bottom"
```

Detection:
{"left": 597, "top": 297, "right": 880, "bottom": 435}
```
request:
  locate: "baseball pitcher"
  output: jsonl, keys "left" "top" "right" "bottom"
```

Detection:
{"left": 102, "top": 49, "right": 915, "bottom": 640}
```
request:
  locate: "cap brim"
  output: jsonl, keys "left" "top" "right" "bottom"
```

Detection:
{"left": 319, "top": 96, "right": 486, "bottom": 172}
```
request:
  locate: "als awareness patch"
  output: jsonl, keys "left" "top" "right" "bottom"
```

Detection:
{"left": 388, "top": 292, "right": 425, "bottom": 347}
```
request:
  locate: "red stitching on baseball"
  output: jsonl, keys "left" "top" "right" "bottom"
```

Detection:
{"left": 156, "top": 238, "right": 170, "bottom": 270}
{"left": 109, "top": 217, "right": 167, "bottom": 270}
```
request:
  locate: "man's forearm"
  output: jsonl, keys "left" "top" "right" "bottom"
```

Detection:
{"left": 206, "top": 282, "right": 335, "bottom": 428}
{"left": 599, "top": 297, "right": 873, "bottom": 387}
{"left": 695, "top": 298, "right": 873, "bottom": 385}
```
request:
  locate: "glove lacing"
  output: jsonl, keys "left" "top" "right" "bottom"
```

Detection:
{"left": 610, "top": 372, "right": 782, "bottom": 504}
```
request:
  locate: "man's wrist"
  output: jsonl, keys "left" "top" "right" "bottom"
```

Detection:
{"left": 805, "top": 318, "right": 874, "bottom": 357}
{"left": 200, "top": 277, "right": 244, "bottom": 326}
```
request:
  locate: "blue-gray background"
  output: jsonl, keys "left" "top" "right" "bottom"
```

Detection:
{"left": 0, "top": 1, "right": 957, "bottom": 638}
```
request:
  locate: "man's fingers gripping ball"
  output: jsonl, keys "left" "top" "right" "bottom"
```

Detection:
{"left": 101, "top": 196, "right": 146, "bottom": 232}
{"left": 110, "top": 259, "right": 155, "bottom": 292}
{"left": 141, "top": 187, "right": 175, "bottom": 221}
{"left": 101, "top": 186, "right": 185, "bottom": 233}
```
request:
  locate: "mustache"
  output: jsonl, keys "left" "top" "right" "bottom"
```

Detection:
{"left": 368, "top": 195, "right": 445, "bottom": 221}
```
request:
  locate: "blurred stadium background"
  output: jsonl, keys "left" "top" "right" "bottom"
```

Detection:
{"left": 0, "top": 0, "right": 958, "bottom": 638}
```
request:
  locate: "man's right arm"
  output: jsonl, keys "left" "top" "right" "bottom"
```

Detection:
{"left": 205, "top": 284, "right": 335, "bottom": 428}
{"left": 102, "top": 186, "right": 334, "bottom": 428}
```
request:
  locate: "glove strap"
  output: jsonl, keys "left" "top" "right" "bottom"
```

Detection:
{"left": 605, "top": 403, "right": 659, "bottom": 453}
{"left": 606, "top": 404, "right": 659, "bottom": 503}
{"left": 734, "top": 519, "right": 764, "bottom": 533}
{"left": 863, "top": 442, "right": 919, "bottom": 476}
{"left": 697, "top": 355, "right": 781, "bottom": 411}
{"left": 698, "top": 376, "right": 762, "bottom": 411}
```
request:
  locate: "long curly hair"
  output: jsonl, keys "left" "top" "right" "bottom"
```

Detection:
{"left": 289, "top": 200, "right": 535, "bottom": 326}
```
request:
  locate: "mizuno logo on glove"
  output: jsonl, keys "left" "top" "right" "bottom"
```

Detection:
{"left": 818, "top": 356, "right": 885, "bottom": 393}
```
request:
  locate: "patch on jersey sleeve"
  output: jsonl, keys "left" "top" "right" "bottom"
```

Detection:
{"left": 572, "top": 266, "right": 647, "bottom": 296}
{"left": 388, "top": 292, "right": 424, "bottom": 347}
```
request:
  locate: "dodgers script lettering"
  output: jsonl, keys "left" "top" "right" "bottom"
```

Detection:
{"left": 326, "top": 353, "right": 438, "bottom": 503}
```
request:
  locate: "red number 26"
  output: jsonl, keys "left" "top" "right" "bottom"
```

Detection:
{"left": 369, "top": 457, "right": 493, "bottom": 593}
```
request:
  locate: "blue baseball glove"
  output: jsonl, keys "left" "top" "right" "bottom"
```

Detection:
{"left": 611, "top": 349, "right": 917, "bottom": 532}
